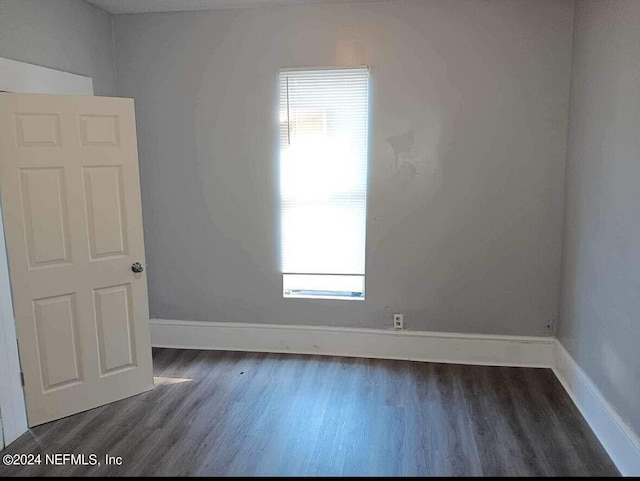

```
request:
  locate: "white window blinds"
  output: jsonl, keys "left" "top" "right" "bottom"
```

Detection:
{"left": 279, "top": 67, "right": 369, "bottom": 299}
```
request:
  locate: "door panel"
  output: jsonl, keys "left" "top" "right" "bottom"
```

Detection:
{"left": 79, "top": 114, "right": 120, "bottom": 146}
{"left": 0, "top": 93, "right": 153, "bottom": 426}
{"left": 94, "top": 283, "right": 136, "bottom": 375}
{"left": 20, "top": 167, "right": 72, "bottom": 268}
{"left": 83, "top": 166, "right": 128, "bottom": 260}
{"left": 15, "top": 113, "right": 62, "bottom": 147}
{"left": 33, "top": 293, "right": 81, "bottom": 390}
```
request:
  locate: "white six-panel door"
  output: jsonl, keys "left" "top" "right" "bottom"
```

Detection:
{"left": 0, "top": 93, "right": 153, "bottom": 426}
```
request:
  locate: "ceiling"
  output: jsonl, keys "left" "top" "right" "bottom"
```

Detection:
{"left": 85, "top": 0, "right": 382, "bottom": 14}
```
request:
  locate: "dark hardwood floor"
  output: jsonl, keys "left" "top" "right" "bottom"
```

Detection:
{"left": 0, "top": 348, "right": 619, "bottom": 477}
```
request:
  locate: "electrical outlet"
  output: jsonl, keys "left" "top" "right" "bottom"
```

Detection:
{"left": 393, "top": 313, "right": 404, "bottom": 330}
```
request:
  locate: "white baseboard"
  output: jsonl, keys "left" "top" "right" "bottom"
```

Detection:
{"left": 553, "top": 341, "right": 640, "bottom": 476}
{"left": 150, "top": 318, "right": 555, "bottom": 368}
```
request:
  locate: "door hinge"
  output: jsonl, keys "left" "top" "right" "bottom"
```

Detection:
{"left": 20, "top": 371, "right": 25, "bottom": 386}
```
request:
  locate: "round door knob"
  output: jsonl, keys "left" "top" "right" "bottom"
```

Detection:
{"left": 131, "top": 262, "right": 144, "bottom": 273}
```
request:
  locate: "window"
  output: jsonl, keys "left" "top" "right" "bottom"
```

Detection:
{"left": 279, "top": 67, "right": 369, "bottom": 300}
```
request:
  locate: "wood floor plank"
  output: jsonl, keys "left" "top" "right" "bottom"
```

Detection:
{"left": 0, "top": 348, "right": 620, "bottom": 477}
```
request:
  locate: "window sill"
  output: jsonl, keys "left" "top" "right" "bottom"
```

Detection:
{"left": 283, "top": 294, "right": 365, "bottom": 301}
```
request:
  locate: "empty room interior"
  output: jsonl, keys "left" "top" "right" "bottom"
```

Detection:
{"left": 0, "top": 0, "right": 638, "bottom": 477}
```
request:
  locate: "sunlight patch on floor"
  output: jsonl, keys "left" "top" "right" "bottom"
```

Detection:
{"left": 153, "top": 376, "right": 193, "bottom": 385}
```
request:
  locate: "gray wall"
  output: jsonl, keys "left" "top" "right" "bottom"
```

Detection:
{"left": 559, "top": 0, "right": 640, "bottom": 437}
{"left": 0, "top": 0, "right": 116, "bottom": 95}
{"left": 114, "top": 0, "right": 574, "bottom": 335}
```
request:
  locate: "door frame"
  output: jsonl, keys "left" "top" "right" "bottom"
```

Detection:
{"left": 0, "top": 57, "right": 93, "bottom": 446}
{"left": 0, "top": 205, "right": 27, "bottom": 446}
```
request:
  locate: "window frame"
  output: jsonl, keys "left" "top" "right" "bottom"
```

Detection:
{"left": 278, "top": 66, "right": 370, "bottom": 301}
